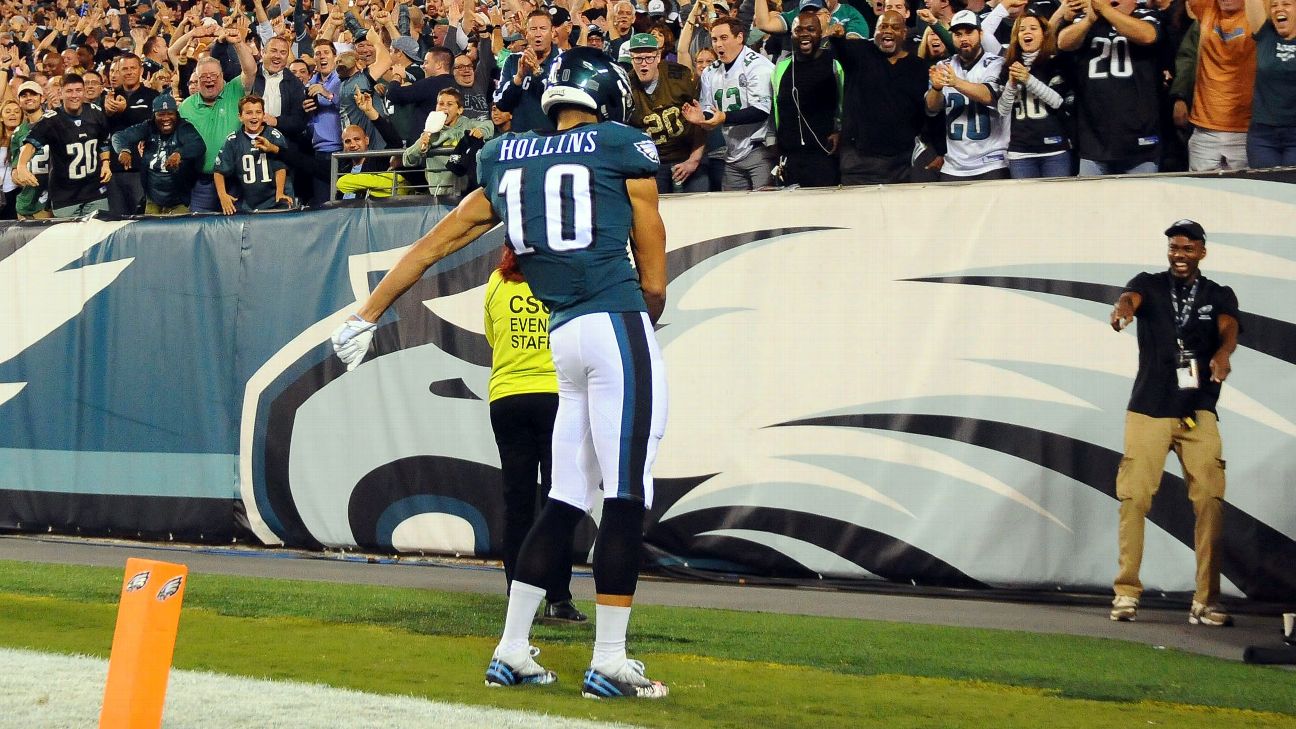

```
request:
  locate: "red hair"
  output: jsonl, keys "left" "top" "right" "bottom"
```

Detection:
{"left": 498, "top": 246, "right": 525, "bottom": 283}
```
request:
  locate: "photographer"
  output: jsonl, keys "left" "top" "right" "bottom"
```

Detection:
{"left": 400, "top": 86, "right": 491, "bottom": 199}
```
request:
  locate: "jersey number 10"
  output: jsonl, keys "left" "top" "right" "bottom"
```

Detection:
{"left": 498, "top": 164, "right": 594, "bottom": 254}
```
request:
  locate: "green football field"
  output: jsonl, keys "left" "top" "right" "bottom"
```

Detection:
{"left": 1, "top": 560, "right": 1293, "bottom": 728}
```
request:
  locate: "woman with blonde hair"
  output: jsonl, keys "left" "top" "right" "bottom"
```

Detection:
{"left": 916, "top": 25, "right": 949, "bottom": 61}
{"left": 996, "top": 10, "right": 1073, "bottom": 178}
{"left": 0, "top": 99, "right": 21, "bottom": 218}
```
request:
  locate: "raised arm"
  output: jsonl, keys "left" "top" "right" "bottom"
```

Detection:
{"left": 355, "top": 188, "right": 501, "bottom": 322}
{"left": 752, "top": 0, "right": 787, "bottom": 35}
{"left": 232, "top": 25, "right": 259, "bottom": 88}
{"left": 1095, "top": 0, "right": 1157, "bottom": 45}
{"left": 1244, "top": 0, "right": 1266, "bottom": 33}
{"left": 1057, "top": 0, "right": 1092, "bottom": 51}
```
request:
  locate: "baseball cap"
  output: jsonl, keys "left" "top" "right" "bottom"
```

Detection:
{"left": 152, "top": 94, "right": 177, "bottom": 112}
{"left": 586, "top": 24, "right": 605, "bottom": 37}
{"left": 712, "top": 0, "right": 730, "bottom": 10}
{"left": 336, "top": 51, "right": 359, "bottom": 71}
{"left": 547, "top": 5, "right": 571, "bottom": 24}
{"left": 950, "top": 9, "right": 979, "bottom": 29}
{"left": 391, "top": 35, "right": 421, "bottom": 63}
{"left": 647, "top": 0, "right": 666, "bottom": 15}
{"left": 626, "top": 32, "right": 659, "bottom": 51}
{"left": 17, "top": 80, "right": 43, "bottom": 95}
{"left": 798, "top": 0, "right": 825, "bottom": 9}
{"left": 1164, "top": 219, "right": 1207, "bottom": 242}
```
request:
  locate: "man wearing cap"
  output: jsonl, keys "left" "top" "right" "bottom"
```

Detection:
{"left": 337, "top": 39, "right": 395, "bottom": 150}
{"left": 11, "top": 80, "right": 52, "bottom": 219}
{"left": 387, "top": 47, "right": 455, "bottom": 142}
{"left": 1108, "top": 220, "right": 1240, "bottom": 629}
{"left": 110, "top": 93, "right": 205, "bottom": 215}
{"left": 625, "top": 32, "right": 707, "bottom": 192}
{"left": 925, "top": 10, "right": 1009, "bottom": 180}
{"left": 103, "top": 53, "right": 158, "bottom": 216}
{"left": 494, "top": 9, "right": 561, "bottom": 132}
{"left": 582, "top": 24, "right": 608, "bottom": 49}
{"left": 753, "top": 0, "right": 871, "bottom": 39}
{"left": 683, "top": 17, "right": 776, "bottom": 190}
{"left": 546, "top": 5, "right": 577, "bottom": 50}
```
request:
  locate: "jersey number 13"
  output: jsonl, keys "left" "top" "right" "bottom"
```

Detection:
{"left": 498, "top": 164, "right": 594, "bottom": 254}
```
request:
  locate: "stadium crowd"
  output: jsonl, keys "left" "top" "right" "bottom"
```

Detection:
{"left": 0, "top": 0, "right": 1290, "bottom": 217}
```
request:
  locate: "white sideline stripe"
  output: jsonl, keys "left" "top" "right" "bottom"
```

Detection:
{"left": 0, "top": 648, "right": 643, "bottom": 729}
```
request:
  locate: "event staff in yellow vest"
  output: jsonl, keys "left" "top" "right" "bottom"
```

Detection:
{"left": 484, "top": 248, "right": 586, "bottom": 625}
{"left": 624, "top": 33, "right": 709, "bottom": 193}
{"left": 1107, "top": 220, "right": 1240, "bottom": 628}
{"left": 771, "top": 9, "right": 844, "bottom": 187}
{"left": 683, "top": 18, "right": 776, "bottom": 190}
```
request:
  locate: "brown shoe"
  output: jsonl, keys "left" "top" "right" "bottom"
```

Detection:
{"left": 1110, "top": 595, "right": 1138, "bottom": 622}
{"left": 1188, "top": 601, "right": 1233, "bottom": 627}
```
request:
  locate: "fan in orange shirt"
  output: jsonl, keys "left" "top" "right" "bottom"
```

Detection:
{"left": 1185, "top": 0, "right": 1268, "bottom": 170}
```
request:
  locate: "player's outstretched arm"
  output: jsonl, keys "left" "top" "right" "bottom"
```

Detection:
{"left": 626, "top": 176, "right": 667, "bottom": 325}
{"left": 334, "top": 189, "right": 500, "bottom": 370}
{"left": 358, "top": 189, "right": 500, "bottom": 323}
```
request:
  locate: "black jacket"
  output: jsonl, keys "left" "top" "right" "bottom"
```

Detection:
{"left": 252, "top": 69, "right": 310, "bottom": 148}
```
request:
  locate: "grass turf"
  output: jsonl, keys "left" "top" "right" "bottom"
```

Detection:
{"left": 0, "top": 560, "right": 1293, "bottom": 728}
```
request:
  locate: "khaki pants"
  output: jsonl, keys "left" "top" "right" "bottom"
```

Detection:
{"left": 144, "top": 201, "right": 190, "bottom": 216}
{"left": 1114, "top": 410, "right": 1226, "bottom": 605}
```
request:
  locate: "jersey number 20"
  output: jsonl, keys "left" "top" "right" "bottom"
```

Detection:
{"left": 498, "top": 164, "right": 593, "bottom": 254}
{"left": 66, "top": 140, "right": 99, "bottom": 180}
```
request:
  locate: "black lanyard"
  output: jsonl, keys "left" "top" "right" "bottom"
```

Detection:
{"left": 1169, "top": 277, "right": 1199, "bottom": 339}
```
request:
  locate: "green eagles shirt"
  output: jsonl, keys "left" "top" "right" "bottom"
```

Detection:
{"left": 11, "top": 120, "right": 50, "bottom": 215}
{"left": 476, "top": 121, "right": 659, "bottom": 330}
{"left": 214, "top": 127, "right": 290, "bottom": 211}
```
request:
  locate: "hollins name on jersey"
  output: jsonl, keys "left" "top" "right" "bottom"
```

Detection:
{"left": 495, "top": 130, "right": 600, "bottom": 161}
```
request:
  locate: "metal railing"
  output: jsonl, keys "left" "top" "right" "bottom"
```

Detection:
{"left": 328, "top": 147, "right": 460, "bottom": 201}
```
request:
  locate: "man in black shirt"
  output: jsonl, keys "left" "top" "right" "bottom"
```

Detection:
{"left": 1058, "top": 0, "right": 1162, "bottom": 175}
{"left": 833, "top": 9, "right": 929, "bottom": 184}
{"left": 14, "top": 73, "right": 112, "bottom": 218}
{"left": 772, "top": 9, "right": 841, "bottom": 187}
{"left": 758, "top": 1, "right": 928, "bottom": 184}
{"left": 1108, "top": 220, "right": 1239, "bottom": 628}
{"left": 104, "top": 53, "right": 159, "bottom": 216}
{"left": 111, "top": 94, "right": 206, "bottom": 215}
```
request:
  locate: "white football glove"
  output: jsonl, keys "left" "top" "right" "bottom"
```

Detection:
{"left": 331, "top": 314, "right": 377, "bottom": 371}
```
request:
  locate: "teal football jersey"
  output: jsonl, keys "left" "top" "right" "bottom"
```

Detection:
{"left": 477, "top": 121, "right": 660, "bottom": 330}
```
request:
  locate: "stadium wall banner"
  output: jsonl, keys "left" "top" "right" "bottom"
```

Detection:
{"left": 1, "top": 172, "right": 1294, "bottom": 602}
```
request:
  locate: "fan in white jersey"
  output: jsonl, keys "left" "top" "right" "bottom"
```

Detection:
{"left": 683, "top": 17, "right": 776, "bottom": 190}
{"left": 925, "top": 10, "right": 1010, "bottom": 180}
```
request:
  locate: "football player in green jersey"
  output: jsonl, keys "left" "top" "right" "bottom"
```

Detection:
{"left": 333, "top": 47, "right": 671, "bottom": 699}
